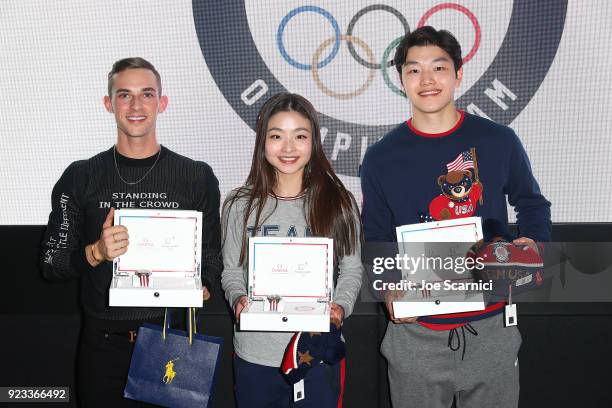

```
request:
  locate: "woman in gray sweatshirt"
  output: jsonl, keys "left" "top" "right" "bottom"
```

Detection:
{"left": 221, "top": 93, "right": 363, "bottom": 407}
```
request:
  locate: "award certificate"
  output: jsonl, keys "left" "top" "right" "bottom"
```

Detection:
{"left": 393, "top": 217, "right": 485, "bottom": 317}
{"left": 116, "top": 211, "right": 199, "bottom": 273}
{"left": 249, "top": 238, "right": 332, "bottom": 299}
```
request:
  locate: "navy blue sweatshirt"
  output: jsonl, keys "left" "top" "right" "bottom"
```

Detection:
{"left": 360, "top": 112, "right": 551, "bottom": 328}
{"left": 361, "top": 111, "right": 551, "bottom": 244}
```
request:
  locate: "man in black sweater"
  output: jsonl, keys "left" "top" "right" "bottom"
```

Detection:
{"left": 40, "top": 58, "right": 223, "bottom": 407}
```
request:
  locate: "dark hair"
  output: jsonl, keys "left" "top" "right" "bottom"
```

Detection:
{"left": 223, "top": 93, "right": 361, "bottom": 265}
{"left": 394, "top": 26, "right": 462, "bottom": 76}
{"left": 107, "top": 57, "right": 162, "bottom": 97}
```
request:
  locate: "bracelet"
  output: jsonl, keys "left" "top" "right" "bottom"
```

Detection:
{"left": 89, "top": 243, "right": 103, "bottom": 264}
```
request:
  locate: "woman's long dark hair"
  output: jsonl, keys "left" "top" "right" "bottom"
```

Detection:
{"left": 223, "top": 93, "right": 361, "bottom": 266}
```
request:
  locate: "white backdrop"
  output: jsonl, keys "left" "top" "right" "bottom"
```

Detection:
{"left": 0, "top": 1, "right": 610, "bottom": 224}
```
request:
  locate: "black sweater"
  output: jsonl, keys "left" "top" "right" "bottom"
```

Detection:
{"left": 40, "top": 146, "right": 223, "bottom": 321}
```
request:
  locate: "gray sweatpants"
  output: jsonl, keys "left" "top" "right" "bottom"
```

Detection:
{"left": 381, "top": 313, "right": 521, "bottom": 408}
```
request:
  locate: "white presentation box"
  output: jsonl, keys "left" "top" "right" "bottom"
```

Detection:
{"left": 109, "top": 209, "right": 203, "bottom": 307}
{"left": 240, "top": 237, "right": 334, "bottom": 332}
{"left": 393, "top": 217, "right": 485, "bottom": 318}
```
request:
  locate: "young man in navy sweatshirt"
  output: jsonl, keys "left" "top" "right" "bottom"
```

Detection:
{"left": 360, "top": 27, "right": 551, "bottom": 407}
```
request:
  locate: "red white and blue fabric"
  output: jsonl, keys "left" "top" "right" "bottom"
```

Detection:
{"left": 418, "top": 241, "right": 544, "bottom": 329}
{"left": 281, "top": 323, "right": 345, "bottom": 385}
{"left": 471, "top": 240, "right": 545, "bottom": 298}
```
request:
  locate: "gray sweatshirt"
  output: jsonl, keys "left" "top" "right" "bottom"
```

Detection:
{"left": 221, "top": 191, "right": 363, "bottom": 367}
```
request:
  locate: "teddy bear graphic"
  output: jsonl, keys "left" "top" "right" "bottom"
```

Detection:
{"left": 428, "top": 169, "right": 483, "bottom": 220}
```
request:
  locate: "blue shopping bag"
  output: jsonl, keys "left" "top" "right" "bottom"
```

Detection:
{"left": 124, "top": 308, "right": 223, "bottom": 407}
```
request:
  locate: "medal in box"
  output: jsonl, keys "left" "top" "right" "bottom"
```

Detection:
{"left": 240, "top": 237, "right": 334, "bottom": 332}
{"left": 109, "top": 209, "right": 203, "bottom": 307}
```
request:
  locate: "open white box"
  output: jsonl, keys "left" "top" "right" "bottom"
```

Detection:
{"left": 109, "top": 209, "right": 203, "bottom": 307}
{"left": 393, "top": 217, "right": 485, "bottom": 318}
{"left": 240, "top": 237, "right": 334, "bottom": 332}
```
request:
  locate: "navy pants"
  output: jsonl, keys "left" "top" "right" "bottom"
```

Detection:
{"left": 234, "top": 355, "right": 345, "bottom": 408}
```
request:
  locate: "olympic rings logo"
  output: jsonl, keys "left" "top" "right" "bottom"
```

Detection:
{"left": 197, "top": 0, "right": 567, "bottom": 175}
{"left": 276, "top": 3, "right": 481, "bottom": 99}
